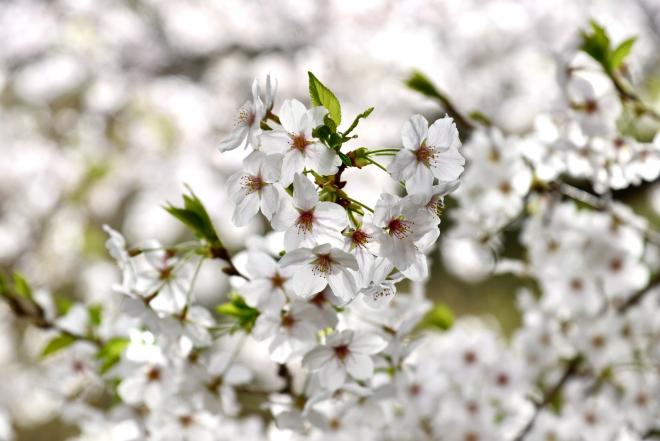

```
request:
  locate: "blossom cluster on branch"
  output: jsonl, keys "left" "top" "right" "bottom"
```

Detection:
{"left": 1, "top": 20, "right": 660, "bottom": 441}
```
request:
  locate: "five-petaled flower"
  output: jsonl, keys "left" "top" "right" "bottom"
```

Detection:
{"left": 272, "top": 173, "right": 347, "bottom": 250}
{"left": 279, "top": 243, "right": 359, "bottom": 301}
{"left": 260, "top": 99, "right": 341, "bottom": 185}
{"left": 389, "top": 114, "right": 465, "bottom": 195}
{"left": 302, "top": 330, "right": 387, "bottom": 391}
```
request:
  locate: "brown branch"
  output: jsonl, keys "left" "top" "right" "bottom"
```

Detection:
{"left": 513, "top": 357, "right": 582, "bottom": 441}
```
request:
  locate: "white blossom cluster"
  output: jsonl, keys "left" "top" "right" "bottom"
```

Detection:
{"left": 1, "top": 6, "right": 660, "bottom": 441}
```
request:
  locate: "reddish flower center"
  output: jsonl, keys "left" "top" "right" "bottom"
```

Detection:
{"left": 334, "top": 344, "right": 350, "bottom": 361}
{"left": 496, "top": 372, "right": 509, "bottom": 386}
{"left": 310, "top": 291, "right": 327, "bottom": 307}
{"left": 570, "top": 278, "right": 584, "bottom": 292}
{"left": 241, "top": 175, "right": 265, "bottom": 194}
{"left": 312, "top": 254, "right": 334, "bottom": 275}
{"left": 281, "top": 313, "right": 296, "bottom": 329}
{"left": 271, "top": 271, "right": 287, "bottom": 289}
{"left": 291, "top": 133, "right": 311, "bottom": 152}
{"left": 584, "top": 99, "right": 598, "bottom": 114}
{"left": 609, "top": 257, "right": 623, "bottom": 272}
{"left": 463, "top": 350, "right": 477, "bottom": 365}
{"left": 387, "top": 217, "right": 412, "bottom": 239}
{"left": 147, "top": 367, "right": 161, "bottom": 382}
{"left": 351, "top": 228, "right": 370, "bottom": 248}
{"left": 296, "top": 209, "right": 315, "bottom": 233}
{"left": 237, "top": 108, "right": 256, "bottom": 127}
{"left": 415, "top": 142, "right": 436, "bottom": 166}
{"left": 179, "top": 414, "right": 194, "bottom": 427}
{"left": 159, "top": 266, "right": 173, "bottom": 281}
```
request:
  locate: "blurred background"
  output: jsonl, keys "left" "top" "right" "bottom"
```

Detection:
{"left": 1, "top": 0, "right": 659, "bottom": 439}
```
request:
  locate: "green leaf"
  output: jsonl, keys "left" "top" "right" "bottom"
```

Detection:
{"left": 96, "top": 337, "right": 129, "bottom": 374}
{"left": 216, "top": 294, "right": 260, "bottom": 332}
{"left": 308, "top": 72, "right": 342, "bottom": 126}
{"left": 405, "top": 70, "right": 448, "bottom": 102}
{"left": 610, "top": 37, "right": 636, "bottom": 70}
{"left": 468, "top": 110, "right": 492, "bottom": 127}
{"left": 165, "top": 187, "right": 222, "bottom": 247}
{"left": 418, "top": 303, "right": 454, "bottom": 331}
{"left": 338, "top": 151, "right": 352, "bottom": 166}
{"left": 323, "top": 114, "right": 337, "bottom": 133}
{"left": 580, "top": 20, "right": 612, "bottom": 72}
{"left": 88, "top": 305, "right": 103, "bottom": 327}
{"left": 41, "top": 334, "right": 76, "bottom": 358}
{"left": 54, "top": 296, "right": 74, "bottom": 316}
{"left": 343, "top": 107, "right": 374, "bottom": 137}
{"left": 12, "top": 272, "right": 32, "bottom": 300}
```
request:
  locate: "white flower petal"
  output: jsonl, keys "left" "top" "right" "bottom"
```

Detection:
{"left": 345, "top": 353, "right": 374, "bottom": 380}
{"left": 293, "top": 173, "right": 319, "bottom": 210}
{"left": 401, "top": 114, "right": 428, "bottom": 150}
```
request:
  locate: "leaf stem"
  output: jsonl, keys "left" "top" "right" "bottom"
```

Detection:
{"left": 346, "top": 197, "right": 374, "bottom": 213}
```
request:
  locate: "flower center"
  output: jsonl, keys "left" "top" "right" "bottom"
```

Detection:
{"left": 426, "top": 195, "right": 444, "bottom": 216}
{"left": 237, "top": 107, "right": 256, "bottom": 127}
{"left": 291, "top": 133, "right": 311, "bottom": 152}
{"left": 159, "top": 266, "right": 174, "bottom": 281}
{"left": 350, "top": 228, "right": 370, "bottom": 249}
{"left": 271, "top": 271, "right": 287, "bottom": 289}
{"left": 147, "top": 366, "right": 161, "bottom": 382}
{"left": 241, "top": 174, "right": 265, "bottom": 194}
{"left": 296, "top": 209, "right": 315, "bottom": 233}
{"left": 179, "top": 414, "right": 194, "bottom": 427}
{"left": 334, "top": 344, "right": 350, "bottom": 361}
{"left": 584, "top": 99, "right": 598, "bottom": 114}
{"left": 415, "top": 141, "right": 436, "bottom": 167}
{"left": 281, "top": 312, "right": 296, "bottom": 329}
{"left": 312, "top": 254, "right": 334, "bottom": 275}
{"left": 387, "top": 216, "right": 412, "bottom": 239}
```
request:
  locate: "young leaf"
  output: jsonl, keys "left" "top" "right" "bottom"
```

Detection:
{"left": 580, "top": 21, "right": 611, "bottom": 67}
{"left": 338, "top": 151, "right": 352, "bottom": 167}
{"left": 418, "top": 303, "right": 454, "bottom": 331}
{"left": 12, "top": 272, "right": 33, "bottom": 300}
{"left": 54, "top": 295, "right": 74, "bottom": 316}
{"left": 41, "top": 334, "right": 76, "bottom": 358}
{"left": 610, "top": 37, "right": 636, "bottom": 71}
{"left": 165, "top": 187, "right": 222, "bottom": 247}
{"left": 216, "top": 294, "right": 260, "bottom": 332}
{"left": 343, "top": 107, "right": 374, "bottom": 137}
{"left": 88, "top": 304, "right": 103, "bottom": 327}
{"left": 405, "top": 70, "right": 447, "bottom": 101}
{"left": 96, "top": 337, "right": 129, "bottom": 374}
{"left": 308, "top": 72, "right": 342, "bottom": 126}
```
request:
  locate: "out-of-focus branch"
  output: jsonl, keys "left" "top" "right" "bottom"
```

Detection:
{"left": 513, "top": 356, "right": 582, "bottom": 441}
{"left": 405, "top": 70, "right": 476, "bottom": 140}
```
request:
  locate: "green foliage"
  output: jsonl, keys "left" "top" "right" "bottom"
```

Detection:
{"left": 580, "top": 21, "right": 636, "bottom": 73}
{"left": 468, "top": 110, "right": 492, "bottom": 127}
{"left": 12, "top": 272, "right": 33, "bottom": 300}
{"left": 216, "top": 293, "right": 260, "bottom": 332}
{"left": 337, "top": 151, "right": 352, "bottom": 166}
{"left": 54, "top": 295, "right": 74, "bottom": 316}
{"left": 165, "top": 187, "right": 222, "bottom": 247}
{"left": 88, "top": 305, "right": 103, "bottom": 327}
{"left": 343, "top": 107, "right": 374, "bottom": 137}
{"left": 418, "top": 303, "right": 455, "bottom": 331}
{"left": 41, "top": 334, "right": 76, "bottom": 359}
{"left": 96, "top": 337, "right": 129, "bottom": 374}
{"left": 610, "top": 37, "right": 636, "bottom": 71}
{"left": 308, "top": 71, "right": 342, "bottom": 126}
{"left": 347, "top": 147, "right": 371, "bottom": 168}
{"left": 405, "top": 70, "right": 448, "bottom": 102}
